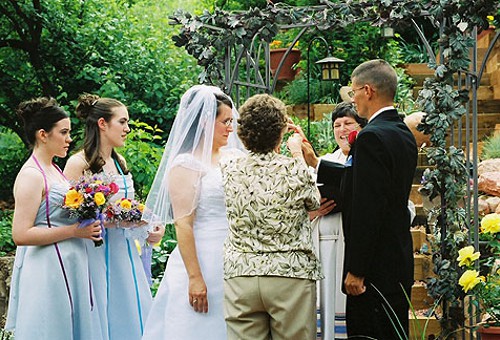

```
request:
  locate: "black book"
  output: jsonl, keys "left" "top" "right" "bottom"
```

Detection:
{"left": 316, "top": 159, "right": 347, "bottom": 214}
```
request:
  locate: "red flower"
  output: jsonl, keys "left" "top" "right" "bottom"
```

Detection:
{"left": 109, "top": 182, "right": 119, "bottom": 194}
{"left": 348, "top": 130, "right": 358, "bottom": 146}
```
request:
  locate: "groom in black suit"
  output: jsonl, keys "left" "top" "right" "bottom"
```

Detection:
{"left": 308, "top": 59, "right": 417, "bottom": 339}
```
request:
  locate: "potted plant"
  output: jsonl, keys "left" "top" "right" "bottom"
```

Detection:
{"left": 457, "top": 212, "right": 500, "bottom": 338}
{"left": 269, "top": 35, "right": 301, "bottom": 81}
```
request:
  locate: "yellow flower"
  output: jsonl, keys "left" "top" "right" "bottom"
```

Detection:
{"left": 138, "top": 203, "right": 145, "bottom": 212}
{"left": 94, "top": 180, "right": 103, "bottom": 185}
{"left": 459, "top": 270, "right": 484, "bottom": 293}
{"left": 64, "top": 189, "right": 84, "bottom": 209}
{"left": 120, "top": 199, "right": 132, "bottom": 210}
{"left": 94, "top": 192, "right": 106, "bottom": 206}
{"left": 480, "top": 213, "right": 500, "bottom": 234}
{"left": 457, "top": 245, "right": 481, "bottom": 267}
{"left": 270, "top": 40, "right": 282, "bottom": 49}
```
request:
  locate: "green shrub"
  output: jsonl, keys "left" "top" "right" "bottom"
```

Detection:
{"left": 117, "top": 121, "right": 164, "bottom": 201}
{"left": 0, "top": 127, "right": 28, "bottom": 201}
{"left": 482, "top": 133, "right": 500, "bottom": 160}
{"left": 281, "top": 113, "right": 337, "bottom": 157}
{"left": 150, "top": 224, "right": 177, "bottom": 296}
{"left": 0, "top": 210, "right": 15, "bottom": 257}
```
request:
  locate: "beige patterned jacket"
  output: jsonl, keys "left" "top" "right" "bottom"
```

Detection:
{"left": 221, "top": 151, "right": 323, "bottom": 280}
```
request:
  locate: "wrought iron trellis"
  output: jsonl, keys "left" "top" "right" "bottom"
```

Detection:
{"left": 218, "top": 6, "right": 499, "bottom": 339}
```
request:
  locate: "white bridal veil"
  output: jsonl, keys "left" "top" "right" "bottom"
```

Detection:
{"left": 143, "top": 85, "right": 243, "bottom": 226}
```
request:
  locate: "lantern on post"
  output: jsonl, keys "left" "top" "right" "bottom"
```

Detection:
{"left": 316, "top": 56, "right": 344, "bottom": 81}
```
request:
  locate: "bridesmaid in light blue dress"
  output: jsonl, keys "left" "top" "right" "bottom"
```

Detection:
{"left": 64, "top": 94, "right": 163, "bottom": 340}
{"left": 6, "top": 97, "right": 104, "bottom": 340}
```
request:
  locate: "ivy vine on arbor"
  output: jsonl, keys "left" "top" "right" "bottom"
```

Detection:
{"left": 169, "top": 0, "right": 500, "bottom": 335}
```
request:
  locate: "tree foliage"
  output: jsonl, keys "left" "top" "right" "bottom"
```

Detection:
{"left": 0, "top": 0, "right": 201, "bottom": 145}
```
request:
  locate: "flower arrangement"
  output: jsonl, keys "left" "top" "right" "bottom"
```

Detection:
{"left": 457, "top": 212, "right": 500, "bottom": 328}
{"left": 105, "top": 198, "right": 146, "bottom": 226}
{"left": 270, "top": 39, "right": 299, "bottom": 49}
{"left": 63, "top": 172, "right": 119, "bottom": 246}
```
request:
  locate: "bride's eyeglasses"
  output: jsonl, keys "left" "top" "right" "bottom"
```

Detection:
{"left": 218, "top": 118, "right": 234, "bottom": 127}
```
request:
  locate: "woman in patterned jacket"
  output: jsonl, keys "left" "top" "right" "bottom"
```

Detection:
{"left": 221, "top": 93, "right": 322, "bottom": 340}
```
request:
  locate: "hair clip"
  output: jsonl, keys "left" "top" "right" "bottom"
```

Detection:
{"left": 91, "top": 100, "right": 98, "bottom": 106}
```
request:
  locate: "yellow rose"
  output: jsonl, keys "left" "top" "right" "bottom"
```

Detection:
{"left": 459, "top": 270, "right": 484, "bottom": 293}
{"left": 64, "top": 189, "right": 84, "bottom": 209}
{"left": 457, "top": 245, "right": 481, "bottom": 267}
{"left": 94, "top": 192, "right": 106, "bottom": 206}
{"left": 480, "top": 213, "right": 500, "bottom": 234}
{"left": 120, "top": 199, "right": 132, "bottom": 210}
{"left": 138, "top": 203, "right": 145, "bottom": 213}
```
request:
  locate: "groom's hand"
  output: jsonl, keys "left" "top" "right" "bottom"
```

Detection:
{"left": 344, "top": 272, "right": 366, "bottom": 296}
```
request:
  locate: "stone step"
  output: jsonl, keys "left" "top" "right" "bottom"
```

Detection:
{"left": 413, "top": 85, "right": 495, "bottom": 100}
{"left": 410, "top": 184, "right": 423, "bottom": 206}
{"left": 411, "top": 282, "right": 435, "bottom": 311}
{"left": 414, "top": 254, "right": 433, "bottom": 281}
{"left": 404, "top": 63, "right": 492, "bottom": 86}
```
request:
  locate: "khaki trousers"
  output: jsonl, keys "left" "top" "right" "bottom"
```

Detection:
{"left": 224, "top": 276, "right": 316, "bottom": 340}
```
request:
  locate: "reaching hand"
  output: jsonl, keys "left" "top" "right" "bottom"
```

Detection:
{"left": 309, "top": 198, "right": 336, "bottom": 220}
{"left": 301, "top": 141, "right": 318, "bottom": 168}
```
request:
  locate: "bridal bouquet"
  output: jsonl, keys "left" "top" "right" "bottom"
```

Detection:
{"left": 63, "top": 172, "right": 119, "bottom": 246}
{"left": 104, "top": 198, "right": 146, "bottom": 226}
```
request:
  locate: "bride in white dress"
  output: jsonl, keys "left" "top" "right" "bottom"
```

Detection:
{"left": 142, "top": 85, "right": 244, "bottom": 339}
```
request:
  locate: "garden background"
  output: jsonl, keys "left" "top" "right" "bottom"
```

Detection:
{"left": 1, "top": 0, "right": 500, "bottom": 338}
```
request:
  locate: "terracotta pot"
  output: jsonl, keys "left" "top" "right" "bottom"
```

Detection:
{"left": 270, "top": 48, "right": 301, "bottom": 81}
{"left": 477, "top": 326, "right": 500, "bottom": 340}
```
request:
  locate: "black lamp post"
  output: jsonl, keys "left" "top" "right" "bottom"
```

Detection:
{"left": 306, "top": 36, "right": 344, "bottom": 138}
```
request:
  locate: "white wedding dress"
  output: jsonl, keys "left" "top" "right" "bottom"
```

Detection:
{"left": 142, "top": 162, "right": 228, "bottom": 340}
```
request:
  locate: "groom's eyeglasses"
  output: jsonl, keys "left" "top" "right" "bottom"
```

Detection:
{"left": 347, "top": 86, "right": 366, "bottom": 98}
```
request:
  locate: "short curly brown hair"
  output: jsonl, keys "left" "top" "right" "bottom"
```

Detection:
{"left": 237, "top": 94, "right": 287, "bottom": 153}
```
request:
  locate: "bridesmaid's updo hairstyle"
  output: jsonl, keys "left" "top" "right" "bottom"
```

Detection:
{"left": 75, "top": 93, "right": 128, "bottom": 175}
{"left": 17, "top": 97, "right": 68, "bottom": 146}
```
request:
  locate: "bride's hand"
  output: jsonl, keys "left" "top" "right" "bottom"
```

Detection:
{"left": 189, "top": 275, "right": 208, "bottom": 313}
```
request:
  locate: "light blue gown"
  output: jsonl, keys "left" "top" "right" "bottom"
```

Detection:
{"left": 88, "top": 170, "right": 152, "bottom": 340}
{"left": 6, "top": 182, "right": 105, "bottom": 340}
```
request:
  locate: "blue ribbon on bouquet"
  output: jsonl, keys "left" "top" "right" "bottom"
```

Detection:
{"left": 78, "top": 212, "right": 105, "bottom": 247}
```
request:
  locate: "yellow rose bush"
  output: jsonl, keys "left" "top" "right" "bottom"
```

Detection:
{"left": 458, "top": 213, "right": 500, "bottom": 326}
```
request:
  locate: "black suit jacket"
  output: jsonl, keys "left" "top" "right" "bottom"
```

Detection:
{"left": 319, "top": 109, "right": 417, "bottom": 295}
